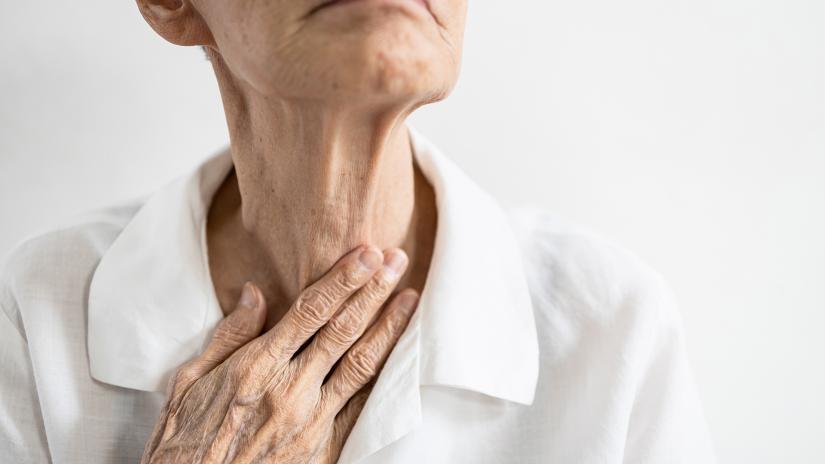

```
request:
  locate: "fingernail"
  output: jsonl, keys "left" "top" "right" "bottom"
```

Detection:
{"left": 398, "top": 292, "right": 419, "bottom": 313}
{"left": 358, "top": 246, "right": 383, "bottom": 270}
{"left": 238, "top": 282, "right": 259, "bottom": 309}
{"left": 383, "top": 250, "right": 409, "bottom": 279}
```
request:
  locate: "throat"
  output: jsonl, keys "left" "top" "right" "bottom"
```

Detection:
{"left": 206, "top": 126, "right": 437, "bottom": 329}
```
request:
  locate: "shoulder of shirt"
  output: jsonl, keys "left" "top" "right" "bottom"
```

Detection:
{"left": 0, "top": 196, "right": 147, "bottom": 336}
{"left": 505, "top": 205, "right": 683, "bottom": 336}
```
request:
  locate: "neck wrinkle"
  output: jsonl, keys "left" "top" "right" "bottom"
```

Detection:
{"left": 207, "top": 57, "right": 428, "bottom": 325}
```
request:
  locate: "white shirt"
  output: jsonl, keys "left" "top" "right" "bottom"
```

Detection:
{"left": 0, "top": 126, "right": 715, "bottom": 463}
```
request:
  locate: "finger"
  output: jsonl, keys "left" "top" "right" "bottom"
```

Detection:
{"left": 336, "top": 386, "right": 370, "bottom": 439}
{"left": 297, "top": 248, "right": 409, "bottom": 379}
{"left": 263, "top": 245, "right": 384, "bottom": 359}
{"left": 320, "top": 387, "right": 371, "bottom": 464}
{"left": 169, "top": 282, "right": 266, "bottom": 394}
{"left": 320, "top": 289, "right": 419, "bottom": 415}
{"left": 200, "top": 282, "right": 267, "bottom": 366}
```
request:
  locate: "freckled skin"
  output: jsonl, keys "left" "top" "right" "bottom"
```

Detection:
{"left": 134, "top": 0, "right": 467, "bottom": 461}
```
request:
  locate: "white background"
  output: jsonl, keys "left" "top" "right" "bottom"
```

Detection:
{"left": 1, "top": 1, "right": 823, "bottom": 462}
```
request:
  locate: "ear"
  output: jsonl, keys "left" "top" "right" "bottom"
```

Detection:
{"left": 135, "top": 0, "right": 214, "bottom": 47}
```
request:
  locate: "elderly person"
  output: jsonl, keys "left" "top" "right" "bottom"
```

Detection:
{"left": 0, "top": 0, "right": 714, "bottom": 463}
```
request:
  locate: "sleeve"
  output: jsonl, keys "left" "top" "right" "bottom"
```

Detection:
{"left": 0, "top": 301, "right": 52, "bottom": 463}
{"left": 622, "top": 275, "right": 716, "bottom": 463}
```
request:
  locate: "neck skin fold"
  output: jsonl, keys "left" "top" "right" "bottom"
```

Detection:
{"left": 206, "top": 56, "right": 436, "bottom": 327}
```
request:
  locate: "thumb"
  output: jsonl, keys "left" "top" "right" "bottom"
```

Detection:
{"left": 177, "top": 282, "right": 267, "bottom": 388}
{"left": 165, "top": 282, "right": 266, "bottom": 400}
{"left": 200, "top": 281, "right": 267, "bottom": 367}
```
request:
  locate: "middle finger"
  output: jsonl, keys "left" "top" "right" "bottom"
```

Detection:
{"left": 296, "top": 248, "right": 409, "bottom": 381}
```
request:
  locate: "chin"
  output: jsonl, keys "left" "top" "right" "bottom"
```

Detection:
{"left": 336, "top": 34, "right": 453, "bottom": 104}
{"left": 246, "top": 5, "right": 457, "bottom": 107}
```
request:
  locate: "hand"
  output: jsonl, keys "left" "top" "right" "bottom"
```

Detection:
{"left": 140, "top": 245, "right": 419, "bottom": 463}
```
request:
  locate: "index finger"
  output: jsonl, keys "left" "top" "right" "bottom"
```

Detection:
{"left": 262, "top": 244, "right": 384, "bottom": 359}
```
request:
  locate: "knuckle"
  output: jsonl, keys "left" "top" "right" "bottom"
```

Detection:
{"left": 230, "top": 363, "right": 264, "bottom": 396}
{"left": 342, "top": 346, "right": 379, "bottom": 384}
{"left": 324, "top": 311, "right": 361, "bottom": 347}
{"left": 223, "top": 401, "right": 251, "bottom": 432}
{"left": 372, "top": 276, "right": 395, "bottom": 296}
{"left": 333, "top": 264, "right": 364, "bottom": 292}
{"left": 292, "top": 288, "right": 333, "bottom": 327}
{"left": 264, "top": 338, "right": 289, "bottom": 361}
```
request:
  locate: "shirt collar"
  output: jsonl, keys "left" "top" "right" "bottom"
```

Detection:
{"left": 87, "top": 126, "right": 538, "bottom": 446}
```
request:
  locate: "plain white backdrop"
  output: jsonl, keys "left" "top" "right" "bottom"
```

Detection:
{"left": 1, "top": 1, "right": 823, "bottom": 462}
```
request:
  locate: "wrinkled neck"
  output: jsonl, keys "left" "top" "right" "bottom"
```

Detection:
{"left": 234, "top": 110, "right": 417, "bottom": 294}
{"left": 206, "top": 58, "right": 435, "bottom": 326}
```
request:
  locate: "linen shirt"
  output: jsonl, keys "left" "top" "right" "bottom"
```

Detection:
{"left": 0, "top": 126, "right": 715, "bottom": 463}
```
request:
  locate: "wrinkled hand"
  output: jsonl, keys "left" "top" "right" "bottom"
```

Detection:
{"left": 140, "top": 245, "right": 418, "bottom": 463}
